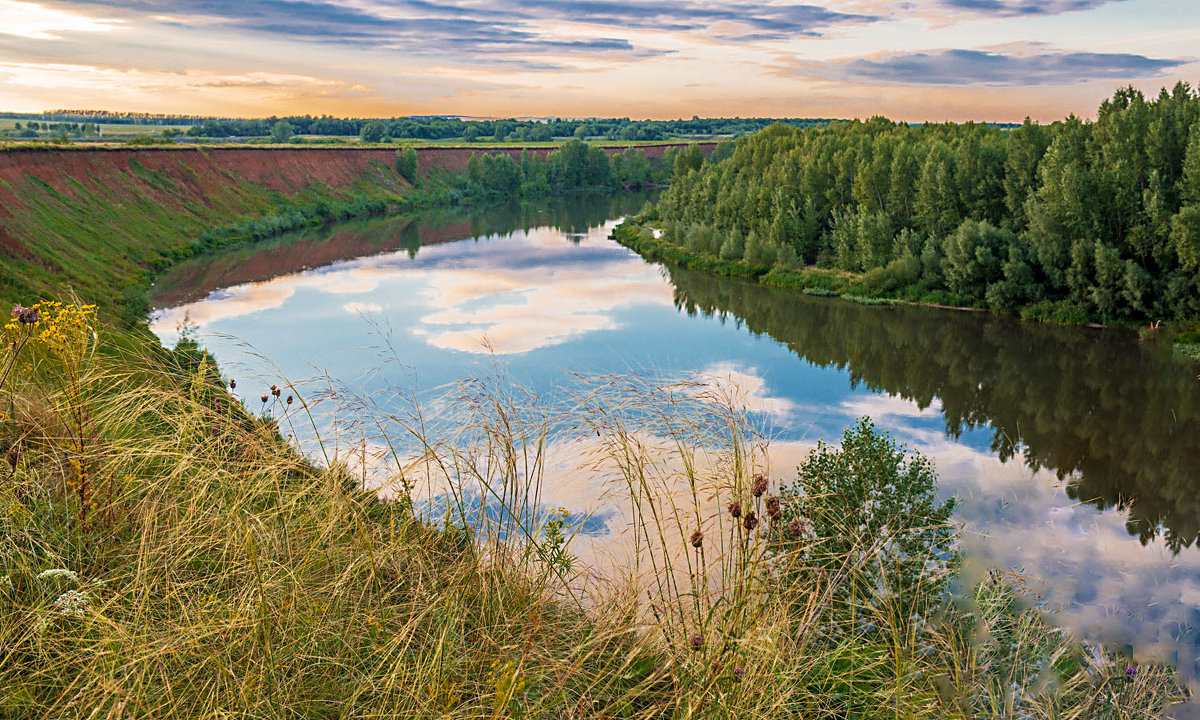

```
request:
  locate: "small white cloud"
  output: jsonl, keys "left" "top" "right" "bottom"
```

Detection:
{"left": 343, "top": 301, "right": 382, "bottom": 314}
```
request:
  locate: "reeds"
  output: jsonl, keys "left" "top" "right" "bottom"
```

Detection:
{"left": 0, "top": 302, "right": 1187, "bottom": 718}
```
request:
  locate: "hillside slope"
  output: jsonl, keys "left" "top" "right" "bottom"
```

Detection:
{"left": 0, "top": 144, "right": 698, "bottom": 315}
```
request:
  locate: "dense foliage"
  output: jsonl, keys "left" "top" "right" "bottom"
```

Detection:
{"left": 177, "top": 114, "right": 835, "bottom": 141}
{"left": 463, "top": 142, "right": 667, "bottom": 197}
{"left": 651, "top": 84, "right": 1200, "bottom": 323}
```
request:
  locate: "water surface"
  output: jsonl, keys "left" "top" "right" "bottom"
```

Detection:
{"left": 151, "top": 192, "right": 1200, "bottom": 694}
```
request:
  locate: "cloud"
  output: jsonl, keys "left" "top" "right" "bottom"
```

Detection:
{"left": 804, "top": 48, "right": 1185, "bottom": 86}
{"left": 0, "top": 0, "right": 123, "bottom": 39}
{"left": 39, "top": 0, "right": 878, "bottom": 65}
{"left": 939, "top": 0, "right": 1128, "bottom": 17}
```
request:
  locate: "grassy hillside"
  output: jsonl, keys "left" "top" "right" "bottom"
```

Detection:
{"left": 0, "top": 301, "right": 1185, "bottom": 718}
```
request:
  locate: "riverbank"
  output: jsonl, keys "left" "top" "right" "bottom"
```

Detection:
{"left": 0, "top": 143, "right": 709, "bottom": 324}
{"left": 613, "top": 220, "right": 1200, "bottom": 356}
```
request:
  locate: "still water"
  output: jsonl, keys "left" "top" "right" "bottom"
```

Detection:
{"left": 151, "top": 192, "right": 1200, "bottom": 692}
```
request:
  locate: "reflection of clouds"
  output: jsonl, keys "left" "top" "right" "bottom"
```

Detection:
{"left": 840, "top": 393, "right": 943, "bottom": 422}
{"left": 398, "top": 417, "right": 1200, "bottom": 680}
{"left": 414, "top": 265, "right": 671, "bottom": 354}
{"left": 686, "top": 362, "right": 797, "bottom": 419}
{"left": 151, "top": 219, "right": 668, "bottom": 354}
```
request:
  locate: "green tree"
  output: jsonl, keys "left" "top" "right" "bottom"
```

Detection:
{"left": 359, "top": 121, "right": 387, "bottom": 143}
{"left": 270, "top": 120, "right": 292, "bottom": 143}
{"left": 395, "top": 147, "right": 419, "bottom": 183}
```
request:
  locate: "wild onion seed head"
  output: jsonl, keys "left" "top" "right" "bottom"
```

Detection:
{"left": 766, "top": 496, "right": 782, "bottom": 522}
{"left": 789, "top": 517, "right": 805, "bottom": 536}
{"left": 690, "top": 529, "right": 703, "bottom": 549}
{"left": 286, "top": 395, "right": 293, "bottom": 405}
{"left": 751, "top": 474, "right": 768, "bottom": 497}
{"left": 727, "top": 502, "right": 741, "bottom": 518}
{"left": 229, "top": 379, "right": 236, "bottom": 390}
{"left": 260, "top": 395, "right": 269, "bottom": 403}
{"left": 743, "top": 512, "right": 759, "bottom": 531}
{"left": 11, "top": 305, "right": 39, "bottom": 324}
{"left": 689, "top": 634, "right": 704, "bottom": 651}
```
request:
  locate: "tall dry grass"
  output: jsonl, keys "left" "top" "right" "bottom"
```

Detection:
{"left": 0, "top": 301, "right": 1187, "bottom": 718}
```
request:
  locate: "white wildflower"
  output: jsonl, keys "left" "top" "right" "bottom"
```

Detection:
{"left": 0, "top": 574, "right": 11, "bottom": 590}
{"left": 51, "top": 589, "right": 90, "bottom": 617}
{"left": 37, "top": 568, "right": 78, "bottom": 583}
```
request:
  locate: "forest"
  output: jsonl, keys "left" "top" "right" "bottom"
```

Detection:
{"left": 645, "top": 84, "right": 1200, "bottom": 324}
{"left": 181, "top": 114, "right": 833, "bottom": 141}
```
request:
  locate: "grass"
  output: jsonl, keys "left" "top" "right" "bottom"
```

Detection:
{"left": 0, "top": 300, "right": 1185, "bottom": 718}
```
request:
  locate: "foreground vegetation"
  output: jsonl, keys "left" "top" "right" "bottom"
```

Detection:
{"left": 0, "top": 301, "right": 1185, "bottom": 717}
{"left": 636, "top": 83, "right": 1200, "bottom": 329}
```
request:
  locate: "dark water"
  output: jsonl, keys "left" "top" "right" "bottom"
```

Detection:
{"left": 151, "top": 192, "right": 1200, "bottom": 694}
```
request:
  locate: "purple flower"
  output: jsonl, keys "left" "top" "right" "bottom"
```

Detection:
{"left": 732, "top": 665, "right": 744, "bottom": 679}
{"left": 1126, "top": 665, "right": 1138, "bottom": 680}
{"left": 689, "top": 634, "right": 704, "bottom": 651}
{"left": 10, "top": 305, "right": 39, "bottom": 324}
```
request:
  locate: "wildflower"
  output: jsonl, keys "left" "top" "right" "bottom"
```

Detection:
{"left": 51, "top": 589, "right": 90, "bottom": 616}
{"left": 213, "top": 398, "right": 222, "bottom": 410}
{"left": 10, "top": 305, "right": 39, "bottom": 324}
{"left": 732, "top": 665, "right": 744, "bottom": 680}
{"left": 727, "top": 502, "right": 742, "bottom": 518}
{"left": 689, "top": 634, "right": 704, "bottom": 651}
{"left": 37, "top": 568, "right": 78, "bottom": 583}
{"left": 788, "top": 518, "right": 805, "bottom": 536}
{"left": 743, "top": 512, "right": 759, "bottom": 532}
{"left": 690, "top": 529, "right": 703, "bottom": 549}
{"left": 751, "top": 474, "right": 767, "bottom": 497}
{"left": 210, "top": 426, "right": 219, "bottom": 438}
{"left": 766, "top": 495, "right": 782, "bottom": 522}
{"left": 1127, "top": 665, "right": 1139, "bottom": 680}
{"left": 229, "top": 379, "right": 236, "bottom": 390}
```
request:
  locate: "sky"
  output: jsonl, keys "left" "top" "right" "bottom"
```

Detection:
{"left": 0, "top": 0, "right": 1197, "bottom": 121}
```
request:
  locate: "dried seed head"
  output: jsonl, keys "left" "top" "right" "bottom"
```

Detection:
{"left": 766, "top": 496, "right": 782, "bottom": 522}
{"left": 11, "top": 305, "right": 39, "bottom": 324}
{"left": 689, "top": 529, "right": 703, "bottom": 549}
{"left": 260, "top": 395, "right": 269, "bottom": 403}
{"left": 229, "top": 379, "right": 236, "bottom": 390}
{"left": 789, "top": 517, "right": 805, "bottom": 537}
{"left": 689, "top": 634, "right": 704, "bottom": 651}
{"left": 743, "top": 512, "right": 759, "bottom": 532}
{"left": 5, "top": 444, "right": 19, "bottom": 469}
{"left": 727, "top": 502, "right": 742, "bottom": 518}
{"left": 286, "top": 395, "right": 293, "bottom": 405}
{"left": 751, "top": 474, "right": 768, "bottom": 497}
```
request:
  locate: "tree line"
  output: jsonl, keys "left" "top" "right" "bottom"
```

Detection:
{"left": 457, "top": 141, "right": 677, "bottom": 198}
{"left": 650, "top": 84, "right": 1200, "bottom": 323}
{"left": 185, "top": 115, "right": 835, "bottom": 142}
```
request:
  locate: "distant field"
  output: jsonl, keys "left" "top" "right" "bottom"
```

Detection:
{"left": 0, "top": 136, "right": 720, "bottom": 149}
{"left": 0, "top": 119, "right": 194, "bottom": 138}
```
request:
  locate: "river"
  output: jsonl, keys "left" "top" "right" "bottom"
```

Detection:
{"left": 150, "top": 191, "right": 1200, "bottom": 700}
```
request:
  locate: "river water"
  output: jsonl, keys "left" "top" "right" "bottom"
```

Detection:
{"left": 150, "top": 192, "right": 1200, "bottom": 697}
